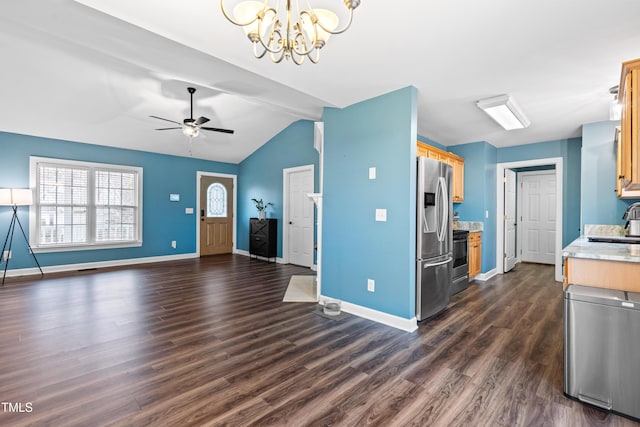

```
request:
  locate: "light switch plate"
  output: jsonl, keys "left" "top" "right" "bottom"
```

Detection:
{"left": 369, "top": 167, "right": 376, "bottom": 180}
{"left": 185, "top": 208, "right": 194, "bottom": 214}
{"left": 170, "top": 193, "right": 180, "bottom": 202}
{"left": 375, "top": 208, "right": 387, "bottom": 222}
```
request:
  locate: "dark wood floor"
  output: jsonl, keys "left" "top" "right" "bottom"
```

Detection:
{"left": 0, "top": 256, "right": 636, "bottom": 426}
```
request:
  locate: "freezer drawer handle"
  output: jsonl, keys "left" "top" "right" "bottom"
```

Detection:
{"left": 423, "top": 257, "right": 453, "bottom": 268}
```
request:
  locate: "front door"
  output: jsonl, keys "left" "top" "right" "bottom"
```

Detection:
{"left": 200, "top": 175, "right": 234, "bottom": 256}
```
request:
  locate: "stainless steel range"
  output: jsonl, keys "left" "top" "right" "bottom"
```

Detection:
{"left": 451, "top": 230, "right": 469, "bottom": 295}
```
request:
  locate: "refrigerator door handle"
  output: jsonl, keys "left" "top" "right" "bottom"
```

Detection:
{"left": 435, "top": 178, "right": 443, "bottom": 241}
{"left": 438, "top": 176, "right": 448, "bottom": 242}
{"left": 423, "top": 256, "right": 453, "bottom": 268}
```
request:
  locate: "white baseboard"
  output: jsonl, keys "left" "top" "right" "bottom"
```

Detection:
{"left": 319, "top": 295, "right": 417, "bottom": 332}
{"left": 234, "top": 249, "right": 284, "bottom": 264}
{"left": 2, "top": 252, "right": 199, "bottom": 279}
{"left": 474, "top": 268, "right": 497, "bottom": 282}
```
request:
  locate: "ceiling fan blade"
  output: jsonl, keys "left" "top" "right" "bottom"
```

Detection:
{"left": 150, "top": 115, "right": 182, "bottom": 125}
{"left": 195, "top": 116, "right": 210, "bottom": 126}
{"left": 155, "top": 127, "right": 181, "bottom": 130}
{"left": 201, "top": 127, "right": 235, "bottom": 134}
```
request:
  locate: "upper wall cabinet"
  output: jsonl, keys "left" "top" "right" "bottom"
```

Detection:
{"left": 417, "top": 142, "right": 465, "bottom": 202}
{"left": 618, "top": 58, "right": 640, "bottom": 198}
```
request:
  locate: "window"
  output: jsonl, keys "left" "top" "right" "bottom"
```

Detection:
{"left": 206, "top": 183, "right": 227, "bottom": 218}
{"left": 30, "top": 157, "right": 142, "bottom": 251}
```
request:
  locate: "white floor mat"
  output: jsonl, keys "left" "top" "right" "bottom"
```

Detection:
{"left": 283, "top": 275, "right": 317, "bottom": 302}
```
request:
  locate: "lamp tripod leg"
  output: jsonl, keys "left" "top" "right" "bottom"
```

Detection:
{"left": 1, "top": 212, "right": 17, "bottom": 286}
{"left": 12, "top": 206, "right": 43, "bottom": 279}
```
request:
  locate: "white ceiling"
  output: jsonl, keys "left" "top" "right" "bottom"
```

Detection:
{"left": 1, "top": 0, "right": 639, "bottom": 163}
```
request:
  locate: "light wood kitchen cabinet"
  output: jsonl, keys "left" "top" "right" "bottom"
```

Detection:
{"left": 469, "top": 231, "right": 482, "bottom": 278}
{"left": 617, "top": 58, "right": 640, "bottom": 196}
{"left": 417, "top": 142, "right": 465, "bottom": 202}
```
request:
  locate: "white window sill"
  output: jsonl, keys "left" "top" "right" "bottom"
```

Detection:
{"left": 32, "top": 241, "right": 143, "bottom": 253}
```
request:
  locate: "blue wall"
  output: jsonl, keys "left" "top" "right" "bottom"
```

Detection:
{"left": 322, "top": 87, "right": 417, "bottom": 319}
{"left": 581, "top": 121, "right": 637, "bottom": 227}
{"left": 0, "top": 131, "right": 238, "bottom": 270}
{"left": 236, "top": 120, "right": 319, "bottom": 257}
{"left": 448, "top": 141, "right": 497, "bottom": 273}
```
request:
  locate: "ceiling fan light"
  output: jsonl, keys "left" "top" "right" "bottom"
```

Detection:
{"left": 182, "top": 125, "right": 199, "bottom": 138}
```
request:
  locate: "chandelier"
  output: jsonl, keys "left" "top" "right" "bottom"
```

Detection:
{"left": 220, "top": 0, "right": 361, "bottom": 65}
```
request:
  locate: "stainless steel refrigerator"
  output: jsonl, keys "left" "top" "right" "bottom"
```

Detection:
{"left": 416, "top": 157, "right": 453, "bottom": 321}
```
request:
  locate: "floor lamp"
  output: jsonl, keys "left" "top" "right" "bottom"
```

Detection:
{"left": 0, "top": 188, "right": 43, "bottom": 285}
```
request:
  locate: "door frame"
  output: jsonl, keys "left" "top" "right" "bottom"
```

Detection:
{"left": 517, "top": 170, "right": 557, "bottom": 265}
{"left": 496, "top": 158, "right": 563, "bottom": 282}
{"left": 196, "top": 171, "right": 238, "bottom": 257}
{"left": 504, "top": 168, "right": 517, "bottom": 272}
{"left": 282, "top": 164, "right": 315, "bottom": 266}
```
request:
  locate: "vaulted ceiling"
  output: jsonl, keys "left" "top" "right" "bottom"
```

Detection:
{"left": 1, "top": 0, "right": 639, "bottom": 162}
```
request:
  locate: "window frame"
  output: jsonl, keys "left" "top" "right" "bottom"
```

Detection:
{"left": 29, "top": 156, "right": 143, "bottom": 253}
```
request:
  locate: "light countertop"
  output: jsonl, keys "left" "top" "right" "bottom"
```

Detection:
{"left": 456, "top": 221, "right": 483, "bottom": 232}
{"left": 562, "top": 236, "right": 640, "bottom": 263}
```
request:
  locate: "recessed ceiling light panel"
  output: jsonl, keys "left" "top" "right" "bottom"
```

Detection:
{"left": 476, "top": 94, "right": 530, "bottom": 130}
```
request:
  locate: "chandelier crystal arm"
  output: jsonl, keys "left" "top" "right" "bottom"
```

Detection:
{"left": 316, "top": 8, "right": 353, "bottom": 35}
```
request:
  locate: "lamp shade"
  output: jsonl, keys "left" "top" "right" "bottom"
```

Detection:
{"left": 233, "top": 1, "right": 267, "bottom": 37}
{"left": 0, "top": 189, "right": 11, "bottom": 206}
{"left": 0, "top": 188, "right": 33, "bottom": 206}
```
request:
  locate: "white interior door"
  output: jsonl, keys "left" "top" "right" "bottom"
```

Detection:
{"left": 520, "top": 172, "right": 556, "bottom": 264}
{"left": 504, "top": 169, "right": 517, "bottom": 272}
{"left": 285, "top": 166, "right": 314, "bottom": 267}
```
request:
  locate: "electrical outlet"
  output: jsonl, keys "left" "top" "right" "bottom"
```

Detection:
{"left": 367, "top": 279, "right": 375, "bottom": 292}
{"left": 3, "top": 250, "right": 11, "bottom": 260}
{"left": 171, "top": 241, "right": 177, "bottom": 249}
{"left": 375, "top": 209, "right": 387, "bottom": 222}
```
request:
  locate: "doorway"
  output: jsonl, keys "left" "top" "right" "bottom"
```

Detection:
{"left": 496, "top": 158, "right": 563, "bottom": 282}
{"left": 518, "top": 171, "right": 557, "bottom": 265}
{"left": 197, "top": 172, "right": 237, "bottom": 256}
{"left": 283, "top": 165, "right": 315, "bottom": 267}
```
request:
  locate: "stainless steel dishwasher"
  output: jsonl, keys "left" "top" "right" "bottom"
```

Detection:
{"left": 564, "top": 284, "right": 640, "bottom": 420}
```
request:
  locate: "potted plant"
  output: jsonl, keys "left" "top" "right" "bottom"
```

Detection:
{"left": 251, "top": 198, "right": 273, "bottom": 220}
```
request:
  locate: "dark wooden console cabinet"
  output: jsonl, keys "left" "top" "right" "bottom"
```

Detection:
{"left": 249, "top": 218, "right": 277, "bottom": 261}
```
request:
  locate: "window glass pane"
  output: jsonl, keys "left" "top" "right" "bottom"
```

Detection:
{"left": 109, "top": 172, "right": 122, "bottom": 189}
{"left": 122, "top": 190, "right": 135, "bottom": 206}
{"left": 122, "top": 173, "right": 135, "bottom": 190}
{"left": 109, "top": 188, "right": 121, "bottom": 205}
{"left": 207, "top": 183, "right": 227, "bottom": 218}
{"left": 96, "top": 171, "right": 109, "bottom": 188}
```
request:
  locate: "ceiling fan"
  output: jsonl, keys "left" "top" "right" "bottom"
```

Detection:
{"left": 150, "top": 87, "right": 234, "bottom": 138}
